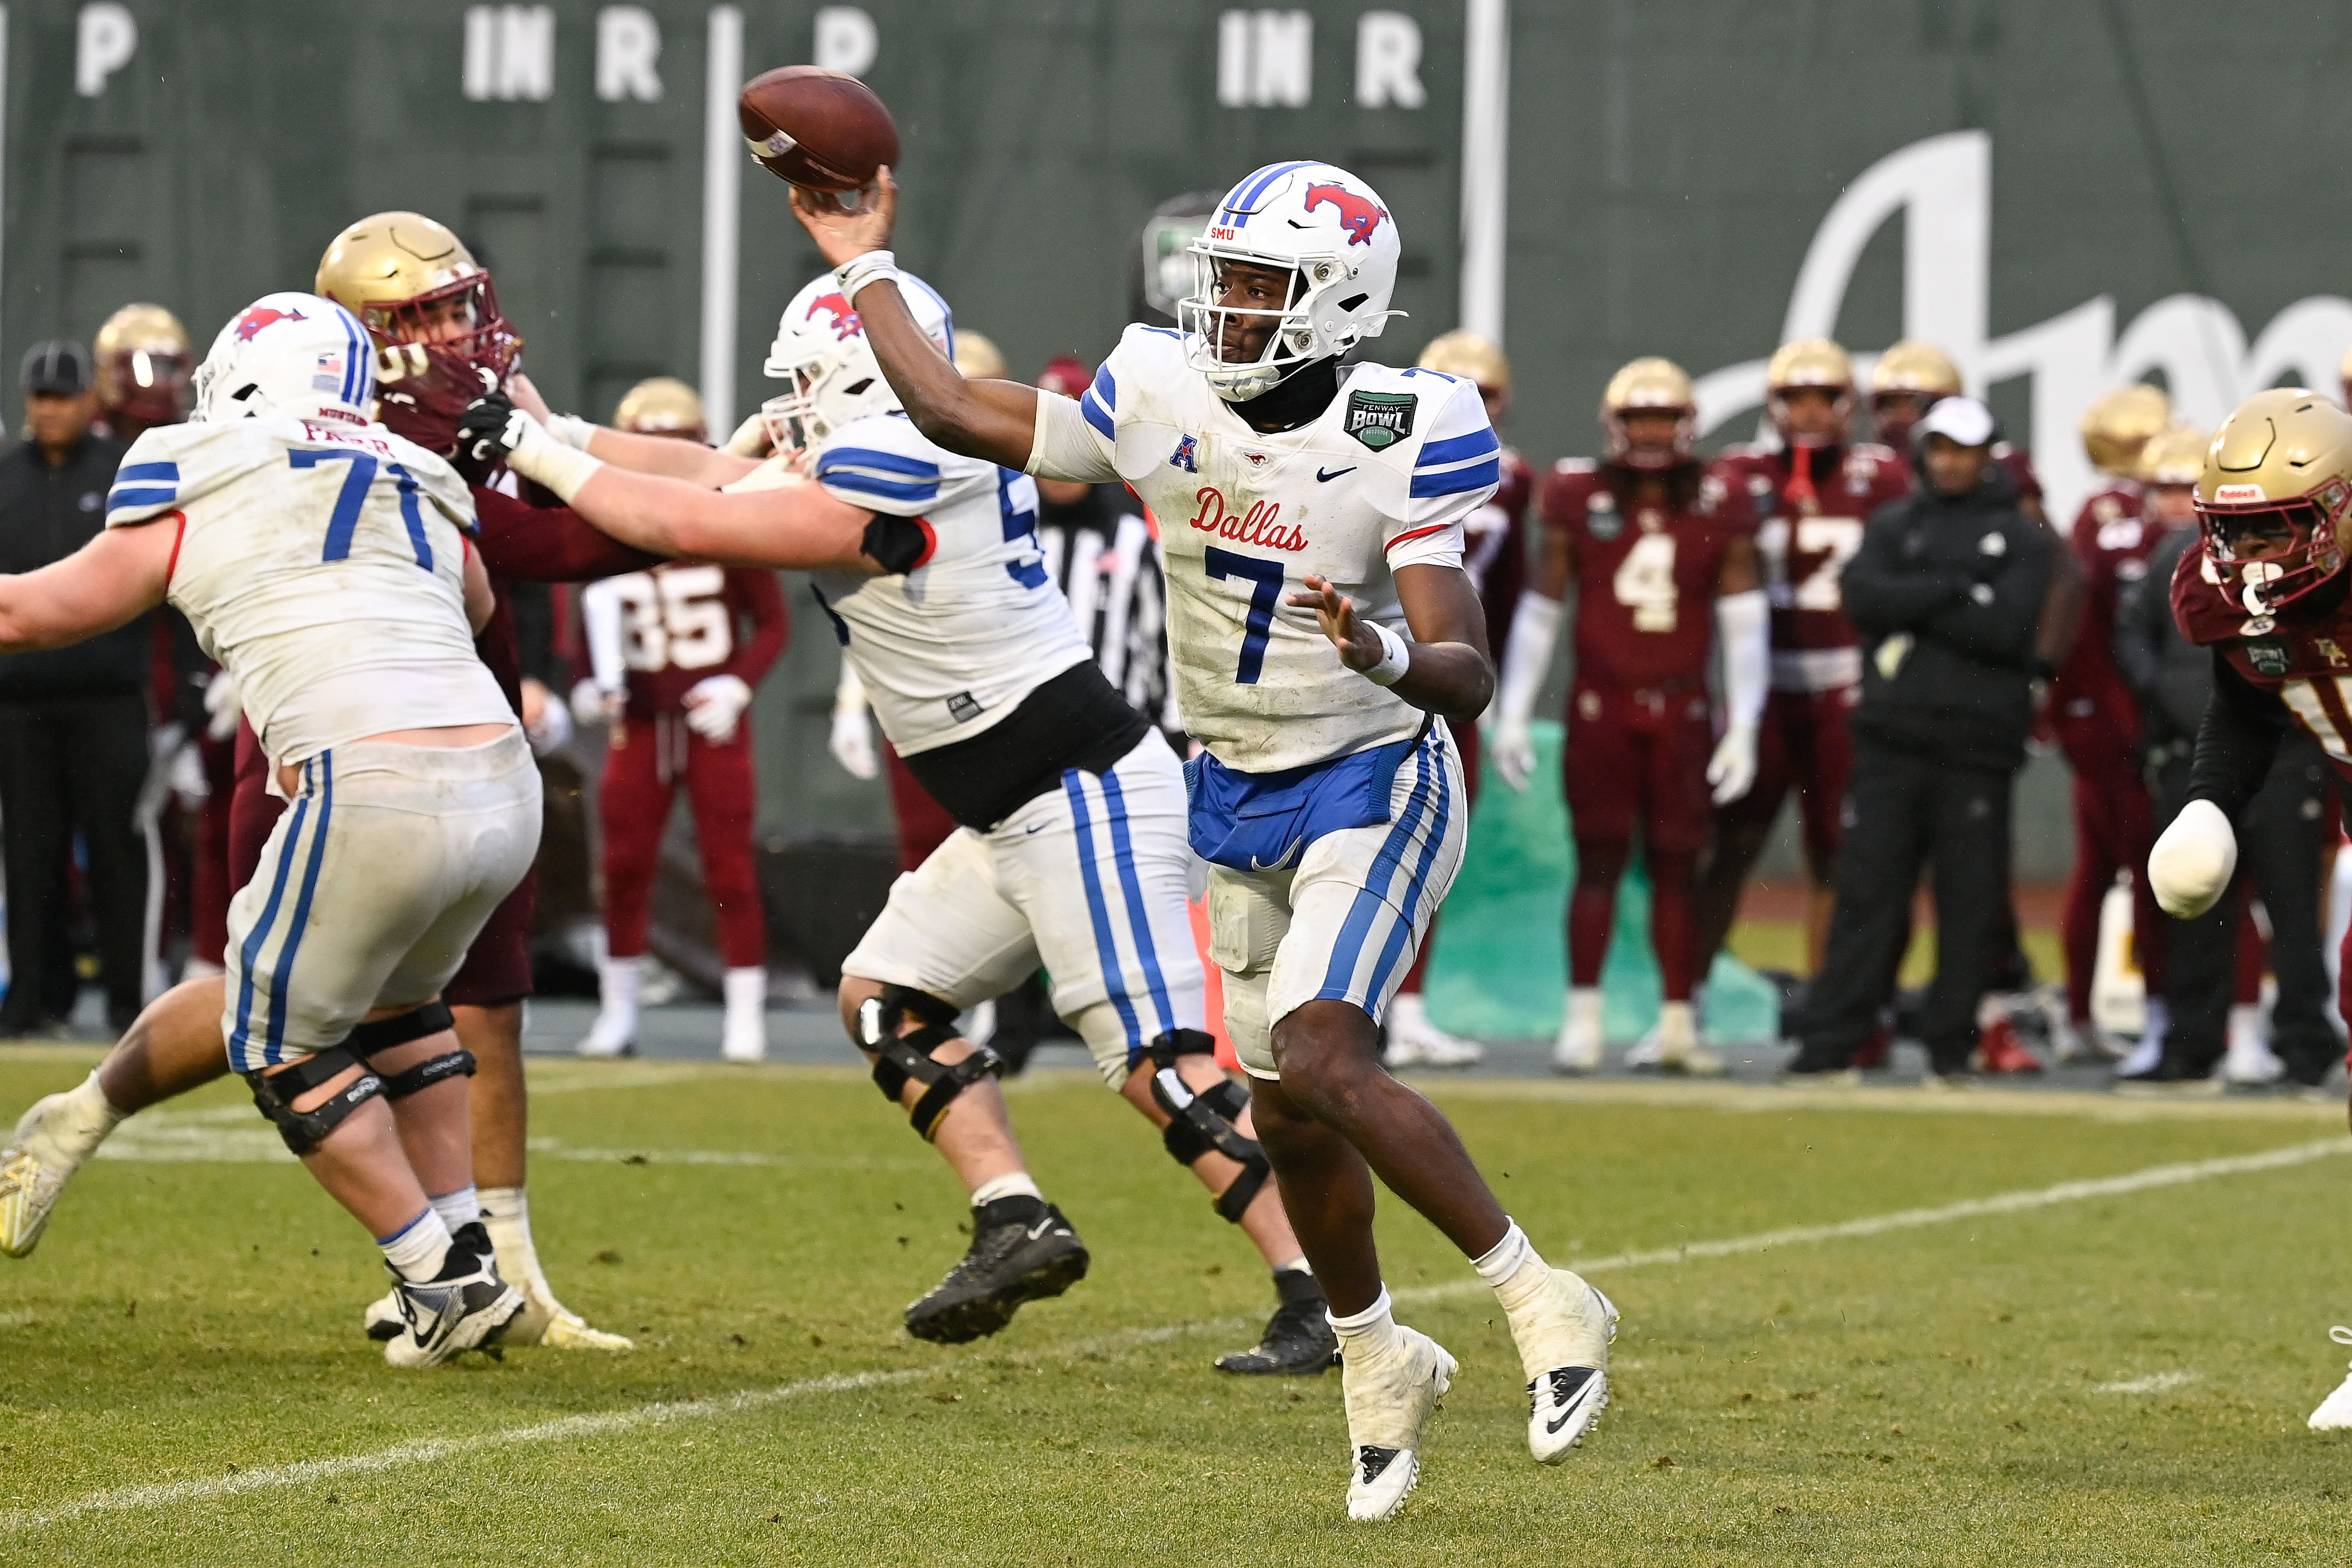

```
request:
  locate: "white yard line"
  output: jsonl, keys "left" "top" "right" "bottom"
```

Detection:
{"left": 6, "top": 1133, "right": 2339, "bottom": 1531}
{"left": 2093, "top": 1370, "right": 2200, "bottom": 1394}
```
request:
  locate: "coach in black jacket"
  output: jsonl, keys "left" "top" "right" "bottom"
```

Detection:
{"left": 1786, "top": 397, "right": 2053, "bottom": 1081}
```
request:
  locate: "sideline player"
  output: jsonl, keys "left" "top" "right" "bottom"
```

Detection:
{"left": 766, "top": 162, "right": 1619, "bottom": 1522}
{"left": 1693, "top": 340, "right": 1911, "bottom": 982}
{"left": 2050, "top": 386, "right": 2175, "bottom": 1062}
{"left": 0, "top": 295, "right": 537, "bottom": 1364}
{"left": 459, "top": 271, "right": 1340, "bottom": 1376}
{"left": 572, "top": 378, "right": 788, "bottom": 1062}
{"left": 1376, "top": 329, "right": 1535, "bottom": 1070}
{"left": 1492, "top": 358, "right": 1765, "bottom": 1075}
{"left": 1, "top": 215, "right": 639, "bottom": 1352}
{"left": 2138, "top": 388, "right": 2352, "bottom": 1428}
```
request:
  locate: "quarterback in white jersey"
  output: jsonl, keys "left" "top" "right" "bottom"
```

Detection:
{"left": 0, "top": 294, "right": 538, "bottom": 1367}
{"left": 461, "top": 271, "right": 1336, "bottom": 1373}
{"left": 785, "top": 159, "right": 1619, "bottom": 1521}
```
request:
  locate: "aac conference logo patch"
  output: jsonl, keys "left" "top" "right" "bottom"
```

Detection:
{"left": 1345, "top": 390, "right": 1415, "bottom": 450}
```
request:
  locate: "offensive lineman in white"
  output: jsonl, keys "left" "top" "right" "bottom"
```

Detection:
{"left": 774, "top": 163, "right": 1618, "bottom": 1521}
{"left": 455, "top": 272, "right": 1340, "bottom": 1373}
{"left": 0, "top": 295, "right": 540, "bottom": 1364}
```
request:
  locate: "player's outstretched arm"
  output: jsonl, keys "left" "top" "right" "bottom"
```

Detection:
{"left": 1289, "top": 565, "right": 1495, "bottom": 724}
{"left": 787, "top": 172, "right": 1041, "bottom": 471}
{"left": 0, "top": 522, "right": 173, "bottom": 652}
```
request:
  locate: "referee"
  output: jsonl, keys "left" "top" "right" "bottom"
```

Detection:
{"left": 1785, "top": 397, "right": 2054, "bottom": 1082}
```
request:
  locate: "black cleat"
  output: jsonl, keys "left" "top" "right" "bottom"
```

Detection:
{"left": 904, "top": 1196, "right": 1089, "bottom": 1344}
{"left": 1217, "top": 1266, "right": 1339, "bottom": 1374}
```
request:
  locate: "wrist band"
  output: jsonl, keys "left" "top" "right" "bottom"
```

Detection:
{"left": 835, "top": 249, "right": 901, "bottom": 304}
{"left": 1364, "top": 620, "right": 1412, "bottom": 687}
{"left": 543, "top": 413, "right": 598, "bottom": 452}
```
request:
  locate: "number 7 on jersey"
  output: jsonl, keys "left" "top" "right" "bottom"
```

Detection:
{"left": 1204, "top": 546, "right": 1283, "bottom": 684}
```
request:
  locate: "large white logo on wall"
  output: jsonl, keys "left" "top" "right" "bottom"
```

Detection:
{"left": 1693, "top": 131, "right": 2352, "bottom": 528}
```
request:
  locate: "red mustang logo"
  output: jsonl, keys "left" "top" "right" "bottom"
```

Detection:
{"left": 808, "top": 292, "right": 862, "bottom": 340}
{"left": 232, "top": 305, "right": 306, "bottom": 342}
{"left": 1304, "top": 183, "right": 1388, "bottom": 247}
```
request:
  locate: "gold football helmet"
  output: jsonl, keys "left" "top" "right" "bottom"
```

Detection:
{"left": 953, "top": 330, "right": 1009, "bottom": 381}
{"left": 317, "top": 211, "right": 520, "bottom": 450}
{"left": 1766, "top": 337, "right": 1855, "bottom": 447}
{"left": 2195, "top": 388, "right": 2352, "bottom": 614}
{"left": 1418, "top": 330, "right": 1510, "bottom": 391}
{"left": 92, "top": 303, "right": 192, "bottom": 432}
{"left": 2078, "top": 383, "right": 2171, "bottom": 477}
{"left": 1869, "top": 340, "right": 1962, "bottom": 398}
{"left": 1599, "top": 356, "right": 1695, "bottom": 469}
{"left": 2137, "top": 424, "right": 2208, "bottom": 488}
{"left": 614, "top": 377, "right": 706, "bottom": 440}
{"left": 2339, "top": 341, "right": 2352, "bottom": 408}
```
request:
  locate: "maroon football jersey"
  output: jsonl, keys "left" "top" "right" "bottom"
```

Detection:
{"left": 1994, "top": 443, "right": 2043, "bottom": 506}
{"left": 1708, "top": 442, "right": 1910, "bottom": 693}
{"left": 2172, "top": 542, "right": 2352, "bottom": 780}
{"left": 603, "top": 561, "right": 789, "bottom": 718}
{"left": 2050, "top": 481, "right": 2178, "bottom": 737}
{"left": 1465, "top": 447, "right": 1534, "bottom": 657}
{"left": 1541, "top": 459, "right": 1753, "bottom": 692}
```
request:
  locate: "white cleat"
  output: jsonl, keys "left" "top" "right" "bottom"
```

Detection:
{"left": 722, "top": 965, "right": 769, "bottom": 1063}
{"left": 1516, "top": 1273, "right": 1619, "bottom": 1464}
{"left": 2221, "top": 1006, "right": 2285, "bottom": 1087}
{"left": 2310, "top": 1328, "right": 2352, "bottom": 1430}
{"left": 1623, "top": 1002, "right": 1724, "bottom": 1077}
{"left": 1385, "top": 994, "right": 1483, "bottom": 1069}
{"left": 576, "top": 1005, "right": 636, "bottom": 1059}
{"left": 0, "top": 1080, "right": 118, "bottom": 1258}
{"left": 382, "top": 1223, "right": 525, "bottom": 1368}
{"left": 1342, "top": 1325, "right": 1456, "bottom": 1522}
{"left": 1552, "top": 988, "right": 1604, "bottom": 1075}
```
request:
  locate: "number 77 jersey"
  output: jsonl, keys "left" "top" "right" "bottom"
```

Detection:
{"left": 1710, "top": 441, "right": 1912, "bottom": 694}
{"left": 1072, "top": 326, "right": 1499, "bottom": 774}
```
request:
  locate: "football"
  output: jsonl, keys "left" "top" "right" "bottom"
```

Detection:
{"left": 738, "top": 65, "right": 899, "bottom": 194}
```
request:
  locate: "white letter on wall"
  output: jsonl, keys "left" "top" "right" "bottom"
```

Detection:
{"left": 814, "top": 6, "right": 877, "bottom": 77}
{"left": 75, "top": 2, "right": 135, "bottom": 97}
{"left": 597, "top": 6, "right": 662, "bottom": 102}
{"left": 1356, "top": 12, "right": 1424, "bottom": 108}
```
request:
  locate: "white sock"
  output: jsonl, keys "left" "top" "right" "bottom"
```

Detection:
{"left": 969, "top": 1171, "right": 1043, "bottom": 1207}
{"left": 724, "top": 966, "right": 766, "bottom": 1017}
{"left": 1473, "top": 1219, "right": 1555, "bottom": 1315}
{"left": 1568, "top": 988, "right": 1602, "bottom": 1032}
{"left": 1657, "top": 999, "right": 1696, "bottom": 1045}
{"left": 377, "top": 1206, "right": 454, "bottom": 1283}
{"left": 478, "top": 1185, "right": 555, "bottom": 1306}
{"left": 1326, "top": 1286, "right": 1403, "bottom": 1359}
{"left": 50, "top": 1070, "right": 127, "bottom": 1160}
{"left": 1273, "top": 1255, "right": 1311, "bottom": 1276}
{"left": 428, "top": 1185, "right": 480, "bottom": 1231}
{"left": 1390, "top": 992, "right": 1429, "bottom": 1028}
{"left": 598, "top": 955, "right": 642, "bottom": 1021}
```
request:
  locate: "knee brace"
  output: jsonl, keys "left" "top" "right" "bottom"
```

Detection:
{"left": 347, "top": 1002, "right": 474, "bottom": 1100}
{"left": 243, "top": 1046, "right": 383, "bottom": 1156}
{"left": 859, "top": 984, "right": 1002, "bottom": 1141}
{"left": 1147, "top": 1030, "right": 1273, "bottom": 1223}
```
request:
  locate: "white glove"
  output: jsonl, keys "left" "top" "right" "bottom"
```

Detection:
{"left": 202, "top": 668, "right": 241, "bottom": 742}
{"left": 1706, "top": 724, "right": 1758, "bottom": 804}
{"left": 165, "top": 739, "right": 210, "bottom": 808}
{"left": 830, "top": 702, "right": 878, "bottom": 780}
{"left": 1490, "top": 716, "right": 1536, "bottom": 793}
{"left": 723, "top": 411, "right": 774, "bottom": 458}
{"left": 525, "top": 690, "right": 575, "bottom": 756}
{"left": 683, "top": 673, "right": 753, "bottom": 743}
{"left": 2148, "top": 799, "right": 2238, "bottom": 919}
{"left": 570, "top": 677, "right": 621, "bottom": 729}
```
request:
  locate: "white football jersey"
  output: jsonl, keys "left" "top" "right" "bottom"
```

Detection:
{"left": 810, "top": 411, "right": 1092, "bottom": 757}
{"left": 1058, "top": 326, "right": 1496, "bottom": 772}
{"left": 105, "top": 415, "right": 509, "bottom": 761}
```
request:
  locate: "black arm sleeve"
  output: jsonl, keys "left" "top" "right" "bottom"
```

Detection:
{"left": 2185, "top": 655, "right": 2290, "bottom": 819}
{"left": 860, "top": 513, "right": 929, "bottom": 575}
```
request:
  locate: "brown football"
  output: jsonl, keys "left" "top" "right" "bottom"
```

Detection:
{"left": 738, "top": 66, "right": 898, "bottom": 194}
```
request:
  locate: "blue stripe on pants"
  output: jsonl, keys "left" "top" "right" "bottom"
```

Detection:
{"left": 229, "top": 790, "right": 312, "bottom": 1072}
{"left": 263, "top": 752, "right": 335, "bottom": 1065}
{"left": 1363, "top": 744, "right": 1454, "bottom": 1003}
{"left": 1098, "top": 771, "right": 1175, "bottom": 1040}
{"left": 1062, "top": 770, "right": 1143, "bottom": 1056}
{"left": 1316, "top": 739, "right": 1436, "bottom": 999}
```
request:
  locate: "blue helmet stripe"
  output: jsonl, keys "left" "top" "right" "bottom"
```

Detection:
{"left": 1223, "top": 160, "right": 1316, "bottom": 227}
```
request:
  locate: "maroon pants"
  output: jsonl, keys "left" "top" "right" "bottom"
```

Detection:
{"left": 1564, "top": 684, "right": 1713, "bottom": 999}
{"left": 2057, "top": 708, "right": 2165, "bottom": 1019}
{"left": 884, "top": 743, "right": 961, "bottom": 875}
{"left": 599, "top": 710, "right": 765, "bottom": 969}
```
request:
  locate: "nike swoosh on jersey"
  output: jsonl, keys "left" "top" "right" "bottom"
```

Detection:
{"left": 1248, "top": 839, "right": 1304, "bottom": 872}
{"left": 1315, "top": 466, "right": 1356, "bottom": 482}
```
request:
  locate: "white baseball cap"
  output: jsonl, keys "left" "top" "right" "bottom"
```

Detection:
{"left": 1915, "top": 394, "right": 1996, "bottom": 448}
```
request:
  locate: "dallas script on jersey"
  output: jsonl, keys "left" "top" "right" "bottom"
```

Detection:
{"left": 1187, "top": 484, "right": 1309, "bottom": 552}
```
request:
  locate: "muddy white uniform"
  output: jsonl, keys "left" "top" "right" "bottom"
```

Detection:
{"left": 821, "top": 410, "right": 1203, "bottom": 1081}
{"left": 106, "top": 414, "right": 536, "bottom": 1072}
{"left": 1030, "top": 326, "right": 1495, "bottom": 1077}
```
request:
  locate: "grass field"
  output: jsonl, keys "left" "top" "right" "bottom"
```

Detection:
{"left": 3, "top": 1045, "right": 2350, "bottom": 1565}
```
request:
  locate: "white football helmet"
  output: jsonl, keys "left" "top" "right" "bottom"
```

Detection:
{"left": 1180, "top": 161, "right": 1403, "bottom": 402}
{"left": 192, "top": 292, "right": 377, "bottom": 426}
{"left": 760, "top": 271, "right": 954, "bottom": 455}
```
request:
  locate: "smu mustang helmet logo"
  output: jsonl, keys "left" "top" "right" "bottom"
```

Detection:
{"left": 807, "top": 292, "right": 862, "bottom": 341}
{"left": 232, "top": 304, "right": 307, "bottom": 342}
{"left": 1304, "top": 183, "right": 1387, "bottom": 247}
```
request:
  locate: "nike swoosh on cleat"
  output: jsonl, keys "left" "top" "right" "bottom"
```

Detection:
{"left": 1545, "top": 1405, "right": 1581, "bottom": 1435}
{"left": 1026, "top": 1217, "right": 1059, "bottom": 1241}
{"left": 1315, "top": 466, "right": 1356, "bottom": 482}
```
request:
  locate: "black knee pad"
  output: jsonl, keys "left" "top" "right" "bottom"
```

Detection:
{"left": 243, "top": 1046, "right": 383, "bottom": 1156}
{"left": 858, "top": 985, "right": 999, "bottom": 1141}
{"left": 1147, "top": 1031, "right": 1273, "bottom": 1224}
{"left": 348, "top": 1002, "right": 473, "bottom": 1099}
